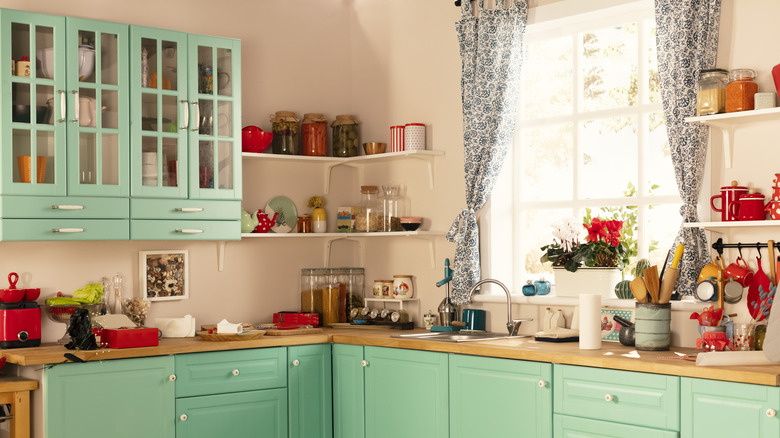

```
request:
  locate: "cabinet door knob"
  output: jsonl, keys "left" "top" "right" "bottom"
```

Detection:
{"left": 169, "top": 374, "right": 176, "bottom": 382}
{"left": 767, "top": 408, "right": 777, "bottom": 418}
{"left": 179, "top": 414, "right": 187, "bottom": 422}
{"left": 232, "top": 369, "right": 240, "bottom": 376}
{"left": 538, "top": 380, "right": 547, "bottom": 388}
{"left": 361, "top": 360, "right": 369, "bottom": 367}
{"left": 292, "top": 360, "right": 300, "bottom": 367}
{"left": 604, "top": 394, "right": 614, "bottom": 402}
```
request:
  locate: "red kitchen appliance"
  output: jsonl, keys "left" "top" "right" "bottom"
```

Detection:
{"left": 273, "top": 312, "right": 319, "bottom": 328}
{"left": 0, "top": 301, "right": 41, "bottom": 348}
{"left": 103, "top": 327, "right": 159, "bottom": 349}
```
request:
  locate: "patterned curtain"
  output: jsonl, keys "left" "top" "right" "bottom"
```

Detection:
{"left": 654, "top": 0, "right": 721, "bottom": 295}
{"left": 447, "top": 0, "right": 528, "bottom": 304}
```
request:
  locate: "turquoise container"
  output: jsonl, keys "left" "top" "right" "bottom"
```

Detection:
{"left": 462, "top": 309, "right": 486, "bottom": 331}
{"left": 634, "top": 302, "right": 671, "bottom": 351}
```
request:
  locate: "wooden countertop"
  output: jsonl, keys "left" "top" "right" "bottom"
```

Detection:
{"left": 4, "top": 329, "right": 780, "bottom": 386}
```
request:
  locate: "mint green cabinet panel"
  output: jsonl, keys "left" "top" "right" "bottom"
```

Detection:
{"left": 1, "top": 9, "right": 67, "bottom": 196}
{"left": 681, "top": 377, "right": 780, "bottom": 438}
{"left": 332, "top": 344, "right": 365, "bottom": 438}
{"left": 45, "top": 355, "right": 175, "bottom": 438}
{"left": 130, "top": 218, "right": 239, "bottom": 240}
{"left": 131, "top": 198, "right": 239, "bottom": 220}
{"left": 175, "top": 348, "right": 286, "bottom": 398}
{"left": 554, "top": 364, "right": 679, "bottom": 431}
{"left": 449, "top": 354, "right": 552, "bottom": 438}
{"left": 176, "top": 388, "right": 287, "bottom": 438}
{"left": 288, "top": 344, "right": 332, "bottom": 438}
{"left": 1, "top": 218, "right": 127, "bottom": 240}
{"left": 364, "top": 346, "right": 448, "bottom": 438}
{"left": 65, "top": 17, "right": 130, "bottom": 197}
{"left": 0, "top": 195, "right": 128, "bottom": 218}
{"left": 554, "top": 415, "right": 678, "bottom": 438}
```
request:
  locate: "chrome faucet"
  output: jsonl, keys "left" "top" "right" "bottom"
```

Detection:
{"left": 466, "top": 278, "right": 532, "bottom": 336}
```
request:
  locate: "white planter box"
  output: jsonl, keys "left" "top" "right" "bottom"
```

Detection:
{"left": 553, "top": 267, "right": 623, "bottom": 298}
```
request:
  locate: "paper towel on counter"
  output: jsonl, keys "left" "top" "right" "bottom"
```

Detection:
{"left": 696, "top": 351, "right": 775, "bottom": 366}
{"left": 579, "top": 294, "right": 602, "bottom": 350}
{"left": 217, "top": 319, "right": 242, "bottom": 334}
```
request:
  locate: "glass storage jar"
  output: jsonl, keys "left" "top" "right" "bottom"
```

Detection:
{"left": 355, "top": 185, "right": 381, "bottom": 232}
{"left": 270, "top": 111, "right": 301, "bottom": 154}
{"left": 332, "top": 115, "right": 359, "bottom": 157}
{"left": 697, "top": 68, "right": 728, "bottom": 115}
{"left": 381, "top": 182, "right": 406, "bottom": 232}
{"left": 301, "top": 268, "right": 329, "bottom": 315}
{"left": 330, "top": 268, "right": 364, "bottom": 322}
{"left": 725, "top": 69, "right": 758, "bottom": 113}
{"left": 302, "top": 113, "right": 328, "bottom": 156}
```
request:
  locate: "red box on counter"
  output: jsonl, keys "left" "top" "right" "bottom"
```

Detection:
{"left": 103, "top": 327, "right": 159, "bottom": 349}
{"left": 273, "top": 312, "right": 319, "bottom": 327}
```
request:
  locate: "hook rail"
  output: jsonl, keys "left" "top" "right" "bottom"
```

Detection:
{"left": 712, "top": 237, "right": 780, "bottom": 256}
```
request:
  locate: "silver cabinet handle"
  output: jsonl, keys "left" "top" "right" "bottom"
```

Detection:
{"left": 192, "top": 102, "right": 200, "bottom": 132}
{"left": 292, "top": 360, "right": 300, "bottom": 367}
{"left": 232, "top": 369, "right": 240, "bottom": 376}
{"left": 168, "top": 374, "right": 176, "bottom": 382}
{"left": 175, "top": 229, "right": 204, "bottom": 234}
{"left": 179, "top": 414, "right": 187, "bottom": 422}
{"left": 52, "top": 228, "right": 84, "bottom": 233}
{"left": 180, "top": 100, "right": 189, "bottom": 130}
{"left": 51, "top": 205, "right": 85, "bottom": 210}
{"left": 361, "top": 360, "right": 369, "bottom": 367}
{"left": 71, "top": 90, "right": 79, "bottom": 124}
{"left": 538, "top": 380, "right": 547, "bottom": 388}
{"left": 768, "top": 408, "right": 777, "bottom": 418}
{"left": 604, "top": 394, "right": 614, "bottom": 402}
{"left": 58, "top": 90, "right": 66, "bottom": 123}
{"left": 174, "top": 207, "right": 204, "bottom": 212}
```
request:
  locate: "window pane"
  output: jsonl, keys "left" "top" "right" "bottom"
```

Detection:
{"left": 581, "top": 23, "right": 638, "bottom": 111}
{"left": 520, "top": 36, "right": 573, "bottom": 120}
{"left": 522, "top": 208, "right": 575, "bottom": 275}
{"left": 645, "top": 112, "right": 677, "bottom": 196}
{"left": 646, "top": 203, "right": 683, "bottom": 263}
{"left": 645, "top": 19, "right": 661, "bottom": 104}
{"left": 580, "top": 116, "right": 637, "bottom": 199}
{"left": 520, "top": 123, "right": 573, "bottom": 202}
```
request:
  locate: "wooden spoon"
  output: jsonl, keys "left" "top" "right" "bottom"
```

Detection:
{"left": 629, "top": 277, "right": 648, "bottom": 303}
{"left": 643, "top": 265, "right": 660, "bottom": 303}
{"left": 769, "top": 240, "right": 776, "bottom": 286}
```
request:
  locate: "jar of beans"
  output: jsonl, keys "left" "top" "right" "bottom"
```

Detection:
{"left": 270, "top": 111, "right": 301, "bottom": 154}
{"left": 725, "top": 69, "right": 758, "bottom": 113}
{"left": 332, "top": 115, "right": 359, "bottom": 157}
{"left": 302, "top": 113, "right": 328, "bottom": 156}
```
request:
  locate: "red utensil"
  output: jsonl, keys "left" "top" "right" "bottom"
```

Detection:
{"left": 748, "top": 256, "right": 772, "bottom": 321}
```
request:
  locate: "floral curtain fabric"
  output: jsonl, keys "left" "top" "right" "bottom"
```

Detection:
{"left": 654, "top": 0, "right": 721, "bottom": 295}
{"left": 447, "top": 0, "right": 527, "bottom": 304}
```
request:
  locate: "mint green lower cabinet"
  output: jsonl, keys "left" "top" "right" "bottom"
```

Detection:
{"left": 449, "top": 354, "right": 552, "bottom": 437}
{"left": 681, "top": 377, "right": 780, "bottom": 438}
{"left": 554, "top": 415, "right": 678, "bottom": 438}
{"left": 333, "top": 344, "right": 366, "bottom": 438}
{"left": 175, "top": 388, "right": 287, "bottom": 438}
{"left": 364, "top": 346, "right": 448, "bottom": 438}
{"left": 44, "top": 356, "right": 175, "bottom": 438}
{"left": 288, "top": 344, "right": 332, "bottom": 438}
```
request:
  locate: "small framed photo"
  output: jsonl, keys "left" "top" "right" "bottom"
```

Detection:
{"left": 601, "top": 308, "right": 633, "bottom": 342}
{"left": 140, "top": 250, "right": 189, "bottom": 301}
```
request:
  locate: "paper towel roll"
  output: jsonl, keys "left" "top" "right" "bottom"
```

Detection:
{"left": 579, "top": 294, "right": 602, "bottom": 350}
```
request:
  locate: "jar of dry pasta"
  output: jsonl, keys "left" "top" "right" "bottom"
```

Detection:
{"left": 696, "top": 69, "right": 727, "bottom": 115}
{"left": 725, "top": 69, "right": 758, "bottom": 113}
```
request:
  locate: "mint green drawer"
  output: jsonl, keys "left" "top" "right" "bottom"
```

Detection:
{"left": 175, "top": 348, "right": 287, "bottom": 398}
{"left": 130, "top": 219, "right": 239, "bottom": 240}
{"left": 0, "top": 219, "right": 129, "bottom": 241}
{"left": 130, "top": 199, "right": 240, "bottom": 220}
{"left": 0, "top": 196, "right": 129, "bottom": 219}
{"left": 554, "top": 364, "right": 679, "bottom": 431}
{"left": 554, "top": 414, "right": 678, "bottom": 438}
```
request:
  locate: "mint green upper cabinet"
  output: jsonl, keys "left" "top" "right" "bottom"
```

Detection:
{"left": 65, "top": 17, "right": 129, "bottom": 197}
{"left": 288, "top": 344, "right": 333, "bottom": 438}
{"left": 130, "top": 26, "right": 189, "bottom": 199}
{"left": 1, "top": 9, "right": 67, "bottom": 196}
{"left": 681, "top": 377, "right": 780, "bottom": 438}
{"left": 332, "top": 344, "right": 366, "bottom": 438}
{"left": 187, "top": 34, "right": 241, "bottom": 201}
{"left": 450, "top": 354, "right": 553, "bottom": 438}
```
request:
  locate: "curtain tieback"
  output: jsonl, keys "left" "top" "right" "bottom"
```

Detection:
{"left": 446, "top": 208, "right": 477, "bottom": 244}
{"left": 680, "top": 204, "right": 700, "bottom": 222}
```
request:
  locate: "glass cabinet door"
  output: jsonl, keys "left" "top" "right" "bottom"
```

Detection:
{"left": 1, "top": 10, "right": 66, "bottom": 196}
{"left": 66, "top": 18, "right": 129, "bottom": 197}
{"left": 188, "top": 35, "right": 241, "bottom": 200}
{"left": 130, "top": 26, "right": 188, "bottom": 198}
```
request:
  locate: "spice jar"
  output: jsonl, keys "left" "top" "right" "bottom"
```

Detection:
{"left": 355, "top": 185, "right": 381, "bottom": 232}
{"left": 332, "top": 115, "right": 359, "bottom": 157}
{"left": 696, "top": 68, "right": 727, "bottom": 115}
{"left": 296, "top": 214, "right": 312, "bottom": 233}
{"left": 381, "top": 182, "right": 406, "bottom": 232}
{"left": 725, "top": 69, "right": 758, "bottom": 113}
{"left": 270, "top": 111, "right": 301, "bottom": 155}
{"left": 302, "top": 113, "right": 328, "bottom": 156}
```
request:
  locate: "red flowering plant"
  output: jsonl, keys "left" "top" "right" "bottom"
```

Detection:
{"left": 540, "top": 216, "right": 629, "bottom": 273}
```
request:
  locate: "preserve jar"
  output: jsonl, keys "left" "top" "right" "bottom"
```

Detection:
{"left": 332, "top": 115, "right": 359, "bottom": 157}
{"left": 381, "top": 182, "right": 406, "bottom": 231}
{"left": 302, "top": 113, "right": 328, "bottom": 156}
{"left": 354, "top": 185, "right": 381, "bottom": 232}
{"left": 393, "top": 275, "right": 414, "bottom": 299}
{"left": 270, "top": 111, "right": 300, "bottom": 154}
{"left": 725, "top": 69, "right": 758, "bottom": 113}
{"left": 696, "top": 68, "right": 728, "bottom": 115}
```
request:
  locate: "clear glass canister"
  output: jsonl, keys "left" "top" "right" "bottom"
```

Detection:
{"left": 725, "top": 68, "right": 758, "bottom": 113}
{"left": 355, "top": 185, "right": 381, "bottom": 232}
{"left": 697, "top": 68, "right": 728, "bottom": 115}
{"left": 332, "top": 115, "right": 359, "bottom": 157}
{"left": 382, "top": 182, "right": 406, "bottom": 232}
{"left": 270, "top": 111, "right": 301, "bottom": 155}
{"left": 302, "top": 113, "right": 328, "bottom": 156}
{"left": 330, "top": 267, "right": 365, "bottom": 322}
{"left": 301, "top": 268, "right": 329, "bottom": 315}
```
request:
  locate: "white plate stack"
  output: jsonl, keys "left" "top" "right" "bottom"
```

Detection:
{"left": 142, "top": 152, "right": 157, "bottom": 186}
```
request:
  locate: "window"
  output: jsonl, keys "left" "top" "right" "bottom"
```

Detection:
{"left": 484, "top": 0, "right": 682, "bottom": 292}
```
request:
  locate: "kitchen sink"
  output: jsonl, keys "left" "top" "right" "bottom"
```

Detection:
{"left": 392, "top": 332, "right": 521, "bottom": 342}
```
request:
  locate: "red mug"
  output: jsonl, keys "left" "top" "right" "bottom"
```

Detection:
{"left": 710, "top": 183, "right": 748, "bottom": 221}
{"left": 725, "top": 257, "right": 754, "bottom": 287}
{"left": 729, "top": 193, "right": 767, "bottom": 221}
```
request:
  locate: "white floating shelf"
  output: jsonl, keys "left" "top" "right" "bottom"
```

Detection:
{"left": 682, "top": 221, "right": 780, "bottom": 231}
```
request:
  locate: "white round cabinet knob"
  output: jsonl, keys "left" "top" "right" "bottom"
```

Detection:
{"left": 604, "top": 394, "right": 614, "bottom": 402}
{"left": 767, "top": 408, "right": 777, "bottom": 418}
{"left": 361, "top": 360, "right": 369, "bottom": 367}
{"left": 180, "top": 414, "right": 188, "bottom": 422}
{"left": 292, "top": 360, "right": 300, "bottom": 367}
{"left": 538, "top": 380, "right": 547, "bottom": 388}
{"left": 232, "top": 369, "right": 240, "bottom": 376}
{"left": 169, "top": 375, "right": 176, "bottom": 382}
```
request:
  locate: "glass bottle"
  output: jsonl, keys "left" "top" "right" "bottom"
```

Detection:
{"left": 270, "top": 111, "right": 301, "bottom": 154}
{"left": 725, "top": 68, "right": 758, "bottom": 113}
{"left": 696, "top": 68, "right": 728, "bottom": 115}
{"left": 332, "top": 115, "right": 359, "bottom": 157}
{"left": 381, "top": 182, "right": 406, "bottom": 231}
{"left": 302, "top": 113, "right": 328, "bottom": 156}
{"left": 354, "top": 185, "right": 381, "bottom": 232}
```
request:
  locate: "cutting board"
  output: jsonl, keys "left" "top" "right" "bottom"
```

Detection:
{"left": 264, "top": 327, "right": 324, "bottom": 336}
{"left": 763, "top": 298, "right": 780, "bottom": 362}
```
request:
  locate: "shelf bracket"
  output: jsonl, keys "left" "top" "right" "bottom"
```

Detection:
{"left": 324, "top": 161, "right": 357, "bottom": 194}
{"left": 324, "top": 236, "right": 364, "bottom": 267}
{"left": 407, "top": 234, "right": 437, "bottom": 268}
{"left": 707, "top": 121, "right": 735, "bottom": 168}
{"left": 216, "top": 241, "right": 227, "bottom": 272}
{"left": 406, "top": 154, "right": 437, "bottom": 190}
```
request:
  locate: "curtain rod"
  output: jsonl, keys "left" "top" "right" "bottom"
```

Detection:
{"left": 712, "top": 237, "right": 780, "bottom": 256}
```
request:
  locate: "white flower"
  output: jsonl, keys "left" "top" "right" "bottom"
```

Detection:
{"left": 552, "top": 217, "right": 580, "bottom": 252}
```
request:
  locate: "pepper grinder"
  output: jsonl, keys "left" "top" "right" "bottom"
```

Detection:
{"left": 436, "top": 259, "right": 457, "bottom": 327}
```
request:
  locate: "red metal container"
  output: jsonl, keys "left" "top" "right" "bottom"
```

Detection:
{"left": 0, "top": 301, "right": 41, "bottom": 348}
{"left": 273, "top": 312, "right": 320, "bottom": 328}
{"left": 103, "top": 327, "right": 159, "bottom": 349}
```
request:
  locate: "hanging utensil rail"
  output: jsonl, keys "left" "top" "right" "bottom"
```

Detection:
{"left": 712, "top": 238, "right": 780, "bottom": 255}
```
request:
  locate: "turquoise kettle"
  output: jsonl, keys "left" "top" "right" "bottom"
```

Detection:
{"left": 241, "top": 210, "right": 259, "bottom": 233}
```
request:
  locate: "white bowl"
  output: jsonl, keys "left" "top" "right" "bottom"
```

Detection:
{"left": 37, "top": 48, "right": 54, "bottom": 79}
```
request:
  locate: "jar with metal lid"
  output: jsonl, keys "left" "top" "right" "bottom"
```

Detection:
{"left": 354, "top": 185, "right": 381, "bottom": 232}
{"left": 725, "top": 69, "right": 758, "bottom": 113}
{"left": 302, "top": 113, "right": 328, "bottom": 156}
{"left": 330, "top": 267, "right": 365, "bottom": 322}
{"left": 300, "top": 268, "right": 329, "bottom": 315}
{"left": 697, "top": 68, "right": 728, "bottom": 115}
{"left": 270, "top": 111, "right": 301, "bottom": 155}
{"left": 332, "top": 115, "right": 359, "bottom": 157}
{"left": 381, "top": 182, "right": 407, "bottom": 232}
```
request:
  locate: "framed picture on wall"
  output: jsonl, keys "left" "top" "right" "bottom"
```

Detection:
{"left": 140, "top": 250, "right": 189, "bottom": 301}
